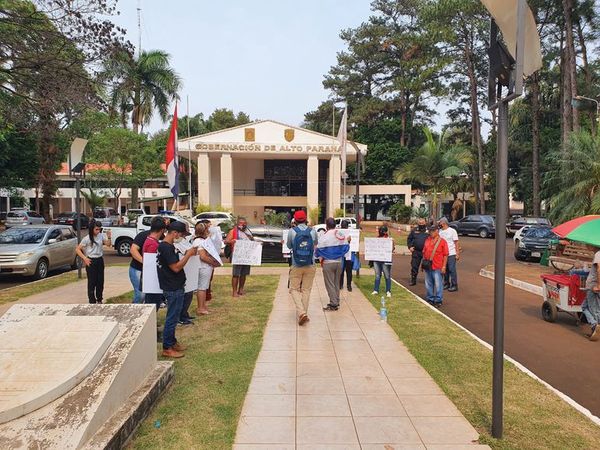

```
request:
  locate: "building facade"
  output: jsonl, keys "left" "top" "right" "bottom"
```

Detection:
{"left": 180, "top": 120, "right": 368, "bottom": 222}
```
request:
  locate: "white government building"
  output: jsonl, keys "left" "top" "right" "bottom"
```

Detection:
{"left": 179, "top": 120, "right": 411, "bottom": 221}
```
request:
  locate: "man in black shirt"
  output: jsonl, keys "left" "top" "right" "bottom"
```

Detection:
{"left": 157, "top": 221, "right": 197, "bottom": 358}
{"left": 129, "top": 230, "right": 150, "bottom": 304}
{"left": 407, "top": 218, "right": 428, "bottom": 286}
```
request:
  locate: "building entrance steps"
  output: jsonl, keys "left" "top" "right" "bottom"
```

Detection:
{"left": 234, "top": 270, "right": 490, "bottom": 449}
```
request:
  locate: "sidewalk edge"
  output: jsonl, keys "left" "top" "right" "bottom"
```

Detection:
{"left": 479, "top": 268, "right": 543, "bottom": 297}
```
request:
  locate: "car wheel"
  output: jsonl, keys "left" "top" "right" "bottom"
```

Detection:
{"left": 542, "top": 300, "right": 558, "bottom": 322}
{"left": 478, "top": 228, "right": 489, "bottom": 239}
{"left": 116, "top": 238, "right": 133, "bottom": 257}
{"left": 34, "top": 258, "right": 49, "bottom": 280}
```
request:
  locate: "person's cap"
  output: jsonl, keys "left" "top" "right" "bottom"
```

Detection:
{"left": 168, "top": 221, "right": 190, "bottom": 235}
{"left": 294, "top": 210, "right": 307, "bottom": 222}
{"left": 427, "top": 225, "right": 438, "bottom": 232}
{"left": 438, "top": 217, "right": 448, "bottom": 225}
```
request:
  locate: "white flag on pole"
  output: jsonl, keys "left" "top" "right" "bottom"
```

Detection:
{"left": 337, "top": 105, "right": 348, "bottom": 175}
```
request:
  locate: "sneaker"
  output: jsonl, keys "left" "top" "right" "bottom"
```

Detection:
{"left": 347, "top": 286, "right": 352, "bottom": 292}
{"left": 162, "top": 348, "right": 184, "bottom": 358}
{"left": 323, "top": 304, "right": 339, "bottom": 311}
{"left": 159, "top": 302, "right": 167, "bottom": 309}
{"left": 172, "top": 342, "right": 188, "bottom": 352}
{"left": 448, "top": 286, "right": 458, "bottom": 292}
{"left": 371, "top": 291, "right": 379, "bottom": 295}
{"left": 443, "top": 284, "right": 450, "bottom": 290}
{"left": 386, "top": 291, "right": 392, "bottom": 298}
{"left": 590, "top": 324, "right": 598, "bottom": 341}
{"left": 409, "top": 279, "right": 416, "bottom": 286}
{"left": 178, "top": 319, "right": 193, "bottom": 326}
{"left": 298, "top": 314, "right": 309, "bottom": 326}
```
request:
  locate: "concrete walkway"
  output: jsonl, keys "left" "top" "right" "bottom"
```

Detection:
{"left": 0, "top": 266, "right": 132, "bottom": 316}
{"left": 234, "top": 270, "right": 490, "bottom": 449}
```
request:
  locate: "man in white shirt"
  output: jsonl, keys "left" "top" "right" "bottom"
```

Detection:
{"left": 439, "top": 217, "right": 460, "bottom": 292}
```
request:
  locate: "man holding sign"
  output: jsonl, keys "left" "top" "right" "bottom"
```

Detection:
{"left": 225, "top": 217, "right": 255, "bottom": 297}
{"left": 364, "top": 226, "right": 395, "bottom": 298}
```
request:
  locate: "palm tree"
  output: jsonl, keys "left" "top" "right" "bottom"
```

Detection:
{"left": 101, "top": 50, "right": 181, "bottom": 205}
{"left": 395, "top": 128, "right": 471, "bottom": 220}
{"left": 546, "top": 130, "right": 600, "bottom": 223}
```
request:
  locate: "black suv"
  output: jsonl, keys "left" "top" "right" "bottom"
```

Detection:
{"left": 450, "top": 215, "right": 496, "bottom": 238}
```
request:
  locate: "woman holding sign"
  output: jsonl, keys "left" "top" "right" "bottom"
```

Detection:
{"left": 192, "top": 222, "right": 221, "bottom": 315}
{"left": 371, "top": 225, "right": 395, "bottom": 298}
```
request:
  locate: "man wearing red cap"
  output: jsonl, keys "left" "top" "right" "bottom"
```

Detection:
{"left": 286, "top": 209, "right": 318, "bottom": 325}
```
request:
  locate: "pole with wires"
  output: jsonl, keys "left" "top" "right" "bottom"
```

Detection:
{"left": 187, "top": 95, "right": 193, "bottom": 211}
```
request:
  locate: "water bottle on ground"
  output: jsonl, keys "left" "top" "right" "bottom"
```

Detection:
{"left": 380, "top": 296, "right": 388, "bottom": 322}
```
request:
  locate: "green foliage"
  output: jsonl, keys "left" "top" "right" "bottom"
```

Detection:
{"left": 388, "top": 203, "right": 413, "bottom": 223}
{"left": 413, "top": 206, "right": 430, "bottom": 219}
{"left": 195, "top": 204, "right": 212, "bottom": 214}
{"left": 81, "top": 188, "right": 106, "bottom": 210}
{"left": 334, "top": 208, "right": 345, "bottom": 217}
{"left": 308, "top": 206, "right": 320, "bottom": 226}
{"left": 0, "top": 125, "right": 38, "bottom": 189}
{"left": 264, "top": 210, "right": 287, "bottom": 227}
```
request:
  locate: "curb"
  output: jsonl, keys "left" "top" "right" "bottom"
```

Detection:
{"left": 390, "top": 277, "right": 600, "bottom": 428}
{"left": 479, "top": 268, "right": 543, "bottom": 297}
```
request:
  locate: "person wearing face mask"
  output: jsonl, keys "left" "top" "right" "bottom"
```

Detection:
{"left": 225, "top": 217, "right": 254, "bottom": 297}
{"left": 157, "top": 221, "right": 198, "bottom": 358}
{"left": 141, "top": 217, "right": 168, "bottom": 311}
{"left": 407, "top": 218, "right": 429, "bottom": 286}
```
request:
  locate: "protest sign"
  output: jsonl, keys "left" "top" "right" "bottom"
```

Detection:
{"left": 364, "top": 237, "right": 393, "bottom": 262}
{"left": 232, "top": 240, "right": 263, "bottom": 266}
{"left": 339, "top": 228, "right": 360, "bottom": 252}
{"left": 184, "top": 256, "right": 200, "bottom": 293}
{"left": 282, "top": 230, "right": 291, "bottom": 255}
{"left": 142, "top": 253, "right": 162, "bottom": 294}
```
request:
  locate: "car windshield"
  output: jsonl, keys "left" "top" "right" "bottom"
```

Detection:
{"left": 58, "top": 212, "right": 75, "bottom": 217}
{"left": 524, "top": 227, "right": 555, "bottom": 239}
{"left": 93, "top": 210, "right": 107, "bottom": 218}
{"left": 0, "top": 227, "right": 46, "bottom": 244}
{"left": 7, "top": 212, "right": 25, "bottom": 218}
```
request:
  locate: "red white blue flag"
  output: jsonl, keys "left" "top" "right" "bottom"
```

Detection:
{"left": 165, "top": 104, "right": 179, "bottom": 199}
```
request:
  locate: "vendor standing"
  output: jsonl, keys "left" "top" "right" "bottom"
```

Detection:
{"left": 583, "top": 247, "right": 600, "bottom": 341}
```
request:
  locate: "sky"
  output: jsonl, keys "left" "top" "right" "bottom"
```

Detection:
{"left": 112, "top": 0, "right": 375, "bottom": 134}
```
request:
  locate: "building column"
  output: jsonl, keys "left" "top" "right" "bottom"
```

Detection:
{"left": 307, "top": 155, "right": 319, "bottom": 213}
{"left": 220, "top": 153, "right": 233, "bottom": 210}
{"left": 327, "top": 156, "right": 341, "bottom": 217}
{"left": 197, "top": 153, "right": 210, "bottom": 206}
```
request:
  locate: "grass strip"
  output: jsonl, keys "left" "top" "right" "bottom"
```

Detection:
{"left": 108, "top": 275, "right": 279, "bottom": 449}
{"left": 361, "top": 229, "right": 407, "bottom": 246}
{"left": 354, "top": 274, "right": 600, "bottom": 450}
{"left": 0, "top": 271, "right": 81, "bottom": 305}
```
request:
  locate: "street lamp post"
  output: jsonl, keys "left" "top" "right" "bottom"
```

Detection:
{"left": 480, "top": 0, "right": 542, "bottom": 439}
{"left": 70, "top": 138, "right": 88, "bottom": 280}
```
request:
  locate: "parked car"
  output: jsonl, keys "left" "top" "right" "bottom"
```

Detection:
{"left": 105, "top": 214, "right": 195, "bottom": 256}
{"left": 193, "top": 211, "right": 234, "bottom": 227}
{"left": 506, "top": 216, "right": 551, "bottom": 236}
{"left": 93, "top": 207, "right": 120, "bottom": 227}
{"left": 5, "top": 210, "right": 45, "bottom": 228}
{"left": 0, "top": 225, "right": 78, "bottom": 279}
{"left": 449, "top": 214, "right": 496, "bottom": 238}
{"left": 247, "top": 225, "right": 287, "bottom": 263}
{"left": 54, "top": 212, "right": 90, "bottom": 230}
{"left": 314, "top": 217, "right": 358, "bottom": 235}
{"left": 514, "top": 226, "right": 558, "bottom": 261}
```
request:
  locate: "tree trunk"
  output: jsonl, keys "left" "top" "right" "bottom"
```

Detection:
{"left": 400, "top": 96, "right": 407, "bottom": 147}
{"left": 531, "top": 72, "right": 542, "bottom": 216}
{"left": 561, "top": 31, "right": 572, "bottom": 149}
{"left": 38, "top": 123, "right": 59, "bottom": 221}
{"left": 130, "top": 85, "right": 141, "bottom": 206}
{"left": 563, "top": 0, "right": 579, "bottom": 131}
{"left": 576, "top": 16, "right": 595, "bottom": 134}
{"left": 465, "top": 49, "right": 485, "bottom": 214}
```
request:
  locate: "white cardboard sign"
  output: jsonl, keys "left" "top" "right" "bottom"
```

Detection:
{"left": 282, "top": 230, "right": 291, "bottom": 255}
{"left": 183, "top": 256, "right": 200, "bottom": 293}
{"left": 232, "top": 240, "right": 263, "bottom": 266}
{"left": 364, "top": 237, "right": 394, "bottom": 262}
{"left": 142, "top": 253, "right": 162, "bottom": 294}
{"left": 339, "top": 229, "right": 360, "bottom": 252}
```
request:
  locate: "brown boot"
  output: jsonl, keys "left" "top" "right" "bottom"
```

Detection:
{"left": 172, "top": 342, "right": 188, "bottom": 352}
{"left": 162, "top": 347, "right": 184, "bottom": 358}
{"left": 298, "top": 314, "right": 309, "bottom": 326}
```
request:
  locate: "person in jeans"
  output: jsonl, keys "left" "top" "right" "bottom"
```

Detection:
{"left": 129, "top": 229, "right": 149, "bottom": 304}
{"left": 407, "top": 218, "right": 428, "bottom": 286}
{"left": 583, "top": 249, "right": 600, "bottom": 341}
{"left": 157, "top": 221, "right": 197, "bottom": 358}
{"left": 286, "top": 210, "right": 318, "bottom": 325}
{"left": 317, "top": 217, "right": 350, "bottom": 311}
{"left": 339, "top": 220, "right": 354, "bottom": 292}
{"left": 371, "top": 225, "right": 394, "bottom": 298}
{"left": 191, "top": 222, "right": 221, "bottom": 316}
{"left": 225, "top": 217, "right": 254, "bottom": 297}
{"left": 142, "top": 217, "right": 168, "bottom": 311}
{"left": 421, "top": 225, "right": 449, "bottom": 307}
{"left": 438, "top": 217, "right": 460, "bottom": 291}
{"left": 76, "top": 221, "right": 110, "bottom": 304}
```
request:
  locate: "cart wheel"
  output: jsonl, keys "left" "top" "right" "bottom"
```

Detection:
{"left": 542, "top": 301, "right": 558, "bottom": 322}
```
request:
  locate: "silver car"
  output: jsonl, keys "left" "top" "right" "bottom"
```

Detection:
{"left": 5, "top": 210, "right": 45, "bottom": 228}
{"left": 0, "top": 225, "right": 78, "bottom": 279}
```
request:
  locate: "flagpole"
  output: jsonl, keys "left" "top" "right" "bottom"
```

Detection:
{"left": 187, "top": 95, "right": 192, "bottom": 212}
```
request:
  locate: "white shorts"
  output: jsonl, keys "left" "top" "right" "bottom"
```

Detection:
{"left": 197, "top": 266, "right": 213, "bottom": 291}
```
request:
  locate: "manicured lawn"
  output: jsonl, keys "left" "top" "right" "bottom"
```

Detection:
{"left": 108, "top": 275, "right": 279, "bottom": 450}
{"left": 361, "top": 228, "right": 407, "bottom": 246}
{"left": 0, "top": 271, "right": 80, "bottom": 305}
{"left": 355, "top": 275, "right": 600, "bottom": 450}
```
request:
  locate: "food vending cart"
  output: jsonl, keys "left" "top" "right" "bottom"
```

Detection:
{"left": 540, "top": 273, "right": 586, "bottom": 322}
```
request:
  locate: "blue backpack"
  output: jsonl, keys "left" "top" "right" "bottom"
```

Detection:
{"left": 292, "top": 226, "right": 314, "bottom": 266}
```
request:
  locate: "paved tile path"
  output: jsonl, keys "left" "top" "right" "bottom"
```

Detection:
{"left": 0, "top": 266, "right": 131, "bottom": 316}
{"left": 234, "top": 270, "right": 491, "bottom": 449}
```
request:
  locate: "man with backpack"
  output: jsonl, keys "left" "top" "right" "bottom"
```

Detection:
{"left": 286, "top": 210, "right": 318, "bottom": 325}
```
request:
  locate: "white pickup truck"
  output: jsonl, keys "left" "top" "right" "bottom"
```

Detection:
{"left": 105, "top": 214, "right": 195, "bottom": 256}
